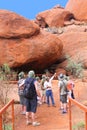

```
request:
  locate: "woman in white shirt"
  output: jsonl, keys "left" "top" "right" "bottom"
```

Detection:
{"left": 44, "top": 73, "right": 56, "bottom": 107}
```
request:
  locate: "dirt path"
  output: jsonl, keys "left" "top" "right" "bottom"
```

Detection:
{"left": 13, "top": 80, "right": 87, "bottom": 130}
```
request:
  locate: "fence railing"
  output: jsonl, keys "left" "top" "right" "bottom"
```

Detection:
{"left": 0, "top": 99, "right": 14, "bottom": 130}
{"left": 68, "top": 97, "right": 87, "bottom": 130}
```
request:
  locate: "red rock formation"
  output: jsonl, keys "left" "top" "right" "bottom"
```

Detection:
{"left": 58, "top": 31, "right": 87, "bottom": 69}
{"left": 35, "top": 7, "right": 74, "bottom": 28}
{"left": 0, "top": 10, "right": 40, "bottom": 38}
{"left": 0, "top": 30, "right": 63, "bottom": 71}
{"left": 0, "top": 10, "right": 63, "bottom": 71}
{"left": 65, "top": 0, "right": 87, "bottom": 21}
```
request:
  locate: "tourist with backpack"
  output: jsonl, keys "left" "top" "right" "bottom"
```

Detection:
{"left": 58, "top": 73, "right": 68, "bottom": 114}
{"left": 24, "top": 70, "right": 40, "bottom": 126}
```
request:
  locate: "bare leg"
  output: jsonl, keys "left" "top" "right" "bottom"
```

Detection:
{"left": 26, "top": 112, "right": 32, "bottom": 125}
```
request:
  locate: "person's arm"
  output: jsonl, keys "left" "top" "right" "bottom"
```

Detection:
{"left": 34, "top": 80, "right": 41, "bottom": 97}
{"left": 49, "top": 73, "right": 56, "bottom": 82}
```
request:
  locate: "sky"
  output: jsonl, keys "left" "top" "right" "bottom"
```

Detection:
{"left": 0, "top": 0, "right": 68, "bottom": 20}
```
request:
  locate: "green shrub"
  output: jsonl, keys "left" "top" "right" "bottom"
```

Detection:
{"left": 72, "top": 121, "right": 85, "bottom": 130}
{"left": 3, "top": 123, "right": 12, "bottom": 130}
{"left": 0, "top": 64, "right": 11, "bottom": 81}
{"left": 66, "top": 55, "right": 84, "bottom": 78}
{"left": 0, "top": 63, "right": 17, "bottom": 105}
{"left": 46, "top": 27, "right": 63, "bottom": 34}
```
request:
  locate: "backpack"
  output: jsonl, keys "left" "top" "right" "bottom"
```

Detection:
{"left": 23, "top": 78, "right": 36, "bottom": 99}
{"left": 60, "top": 80, "right": 68, "bottom": 95}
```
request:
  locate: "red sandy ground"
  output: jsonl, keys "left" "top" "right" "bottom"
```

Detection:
{"left": 10, "top": 80, "right": 87, "bottom": 130}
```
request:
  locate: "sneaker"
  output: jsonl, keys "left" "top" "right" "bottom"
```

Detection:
{"left": 62, "top": 111, "right": 67, "bottom": 114}
{"left": 32, "top": 122, "right": 40, "bottom": 126}
{"left": 21, "top": 111, "right": 26, "bottom": 115}
{"left": 52, "top": 104, "right": 56, "bottom": 107}
{"left": 59, "top": 107, "right": 64, "bottom": 110}
{"left": 26, "top": 121, "right": 32, "bottom": 125}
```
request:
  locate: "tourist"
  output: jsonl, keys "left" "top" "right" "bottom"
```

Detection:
{"left": 25, "top": 70, "right": 40, "bottom": 126}
{"left": 58, "top": 73, "right": 68, "bottom": 114}
{"left": 40, "top": 74, "right": 46, "bottom": 103}
{"left": 44, "top": 73, "right": 56, "bottom": 107}
{"left": 18, "top": 71, "right": 26, "bottom": 115}
{"left": 36, "top": 76, "right": 42, "bottom": 105}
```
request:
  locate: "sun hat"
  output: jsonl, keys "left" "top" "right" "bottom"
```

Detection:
{"left": 42, "top": 74, "right": 46, "bottom": 79}
{"left": 36, "top": 76, "right": 40, "bottom": 80}
{"left": 58, "top": 73, "right": 65, "bottom": 80}
{"left": 18, "top": 71, "right": 25, "bottom": 79}
{"left": 28, "top": 70, "right": 35, "bottom": 78}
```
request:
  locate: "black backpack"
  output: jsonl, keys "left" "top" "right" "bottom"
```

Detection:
{"left": 23, "top": 78, "right": 36, "bottom": 99}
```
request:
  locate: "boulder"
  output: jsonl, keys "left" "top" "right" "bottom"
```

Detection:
{"left": 0, "top": 30, "right": 63, "bottom": 71}
{"left": 0, "top": 10, "right": 63, "bottom": 72}
{"left": 58, "top": 31, "right": 87, "bottom": 69}
{"left": 0, "top": 10, "right": 40, "bottom": 38}
{"left": 35, "top": 6, "right": 74, "bottom": 28}
{"left": 65, "top": 0, "right": 87, "bottom": 21}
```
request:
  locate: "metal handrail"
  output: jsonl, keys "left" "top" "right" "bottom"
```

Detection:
{"left": 68, "top": 97, "right": 87, "bottom": 130}
{"left": 0, "top": 99, "right": 14, "bottom": 130}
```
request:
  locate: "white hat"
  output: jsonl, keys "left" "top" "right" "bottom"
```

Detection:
{"left": 28, "top": 70, "right": 35, "bottom": 78}
{"left": 58, "top": 73, "right": 64, "bottom": 80}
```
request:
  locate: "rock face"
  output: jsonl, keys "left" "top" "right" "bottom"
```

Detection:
{"left": 0, "top": 10, "right": 40, "bottom": 38}
{"left": 58, "top": 29, "right": 87, "bottom": 69}
{"left": 0, "top": 10, "right": 63, "bottom": 71}
{"left": 35, "top": 6, "right": 74, "bottom": 28}
{"left": 65, "top": 0, "right": 87, "bottom": 21}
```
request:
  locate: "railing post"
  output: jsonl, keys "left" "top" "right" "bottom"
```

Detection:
{"left": 69, "top": 99, "right": 72, "bottom": 130}
{"left": 12, "top": 101, "right": 15, "bottom": 130}
{"left": 0, "top": 115, "right": 2, "bottom": 130}
{"left": 85, "top": 112, "right": 87, "bottom": 130}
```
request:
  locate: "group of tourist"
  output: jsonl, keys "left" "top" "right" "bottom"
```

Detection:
{"left": 17, "top": 70, "right": 75, "bottom": 126}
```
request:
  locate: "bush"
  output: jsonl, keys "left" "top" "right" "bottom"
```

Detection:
{"left": 3, "top": 123, "right": 12, "bottom": 130}
{"left": 66, "top": 55, "right": 84, "bottom": 78}
{"left": 46, "top": 27, "right": 63, "bottom": 34}
{"left": 0, "top": 64, "right": 17, "bottom": 106}
{"left": 72, "top": 121, "right": 85, "bottom": 130}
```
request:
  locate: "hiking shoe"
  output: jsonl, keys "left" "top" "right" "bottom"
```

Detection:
{"left": 52, "top": 104, "right": 56, "bottom": 107}
{"left": 59, "top": 107, "right": 64, "bottom": 110}
{"left": 21, "top": 111, "right": 26, "bottom": 115}
{"left": 62, "top": 111, "right": 67, "bottom": 114}
{"left": 32, "top": 122, "right": 40, "bottom": 126}
{"left": 26, "top": 121, "right": 32, "bottom": 125}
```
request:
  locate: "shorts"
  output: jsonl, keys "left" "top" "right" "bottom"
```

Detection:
{"left": 42, "top": 90, "right": 46, "bottom": 96}
{"left": 19, "top": 95, "right": 26, "bottom": 106}
{"left": 26, "top": 96, "right": 37, "bottom": 113}
{"left": 60, "top": 95, "right": 67, "bottom": 103}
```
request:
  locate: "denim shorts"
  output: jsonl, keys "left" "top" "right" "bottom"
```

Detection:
{"left": 26, "top": 96, "right": 37, "bottom": 113}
